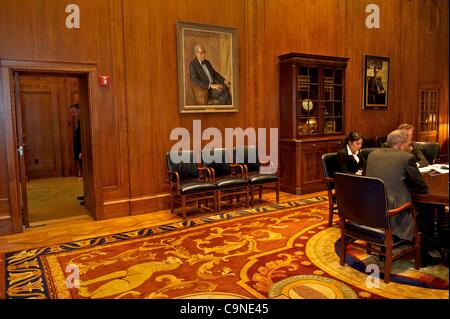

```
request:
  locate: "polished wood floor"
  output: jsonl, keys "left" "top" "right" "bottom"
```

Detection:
{"left": 27, "top": 176, "right": 89, "bottom": 223}
{"left": 0, "top": 190, "right": 327, "bottom": 254}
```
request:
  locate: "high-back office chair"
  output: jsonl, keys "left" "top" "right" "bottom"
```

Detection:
{"left": 360, "top": 147, "right": 379, "bottom": 162}
{"left": 321, "top": 153, "right": 340, "bottom": 227}
{"left": 234, "top": 146, "right": 280, "bottom": 206}
{"left": 166, "top": 150, "right": 217, "bottom": 219}
{"left": 375, "top": 136, "right": 387, "bottom": 148}
{"left": 334, "top": 172, "right": 421, "bottom": 283}
{"left": 413, "top": 142, "right": 440, "bottom": 164}
{"left": 362, "top": 137, "right": 374, "bottom": 149}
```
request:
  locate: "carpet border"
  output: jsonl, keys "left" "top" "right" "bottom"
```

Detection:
{"left": 2, "top": 197, "right": 327, "bottom": 299}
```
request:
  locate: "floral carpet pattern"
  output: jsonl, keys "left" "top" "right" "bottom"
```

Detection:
{"left": 0, "top": 196, "right": 448, "bottom": 299}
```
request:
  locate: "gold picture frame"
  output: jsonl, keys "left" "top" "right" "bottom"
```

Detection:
{"left": 325, "top": 120, "right": 336, "bottom": 134}
{"left": 363, "top": 55, "right": 389, "bottom": 110}
{"left": 176, "top": 21, "right": 239, "bottom": 113}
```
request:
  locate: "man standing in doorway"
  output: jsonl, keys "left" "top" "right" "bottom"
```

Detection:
{"left": 69, "top": 103, "right": 84, "bottom": 205}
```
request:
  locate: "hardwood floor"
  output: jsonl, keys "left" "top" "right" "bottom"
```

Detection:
{"left": 27, "top": 176, "right": 89, "bottom": 223}
{"left": 0, "top": 190, "right": 327, "bottom": 254}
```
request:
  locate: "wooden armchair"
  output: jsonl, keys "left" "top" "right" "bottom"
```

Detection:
{"left": 334, "top": 172, "right": 421, "bottom": 283}
{"left": 202, "top": 148, "right": 249, "bottom": 211}
{"left": 192, "top": 85, "right": 208, "bottom": 105}
{"left": 192, "top": 85, "right": 222, "bottom": 105}
{"left": 233, "top": 146, "right": 279, "bottom": 206}
{"left": 166, "top": 150, "right": 217, "bottom": 219}
{"left": 375, "top": 136, "right": 387, "bottom": 148}
{"left": 321, "top": 153, "right": 339, "bottom": 227}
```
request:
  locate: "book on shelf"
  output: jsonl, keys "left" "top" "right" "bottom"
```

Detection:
{"left": 297, "top": 75, "right": 310, "bottom": 91}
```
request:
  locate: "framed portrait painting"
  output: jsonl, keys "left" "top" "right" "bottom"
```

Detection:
{"left": 176, "top": 21, "right": 239, "bottom": 113}
{"left": 363, "top": 55, "right": 390, "bottom": 109}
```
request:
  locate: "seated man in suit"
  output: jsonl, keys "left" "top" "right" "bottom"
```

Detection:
{"left": 398, "top": 123, "right": 429, "bottom": 167}
{"left": 189, "top": 43, "right": 232, "bottom": 105}
{"left": 365, "top": 129, "right": 440, "bottom": 266}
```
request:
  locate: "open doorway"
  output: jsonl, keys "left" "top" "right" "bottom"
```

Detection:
{"left": 14, "top": 72, "right": 93, "bottom": 226}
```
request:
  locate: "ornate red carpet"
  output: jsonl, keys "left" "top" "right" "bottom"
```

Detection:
{"left": 0, "top": 196, "right": 447, "bottom": 299}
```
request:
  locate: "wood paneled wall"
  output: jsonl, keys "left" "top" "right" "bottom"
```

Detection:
{"left": 0, "top": 0, "right": 448, "bottom": 233}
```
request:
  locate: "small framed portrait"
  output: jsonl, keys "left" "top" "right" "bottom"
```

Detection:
{"left": 324, "top": 120, "right": 336, "bottom": 134}
{"left": 176, "top": 21, "right": 239, "bottom": 113}
{"left": 363, "top": 55, "right": 390, "bottom": 110}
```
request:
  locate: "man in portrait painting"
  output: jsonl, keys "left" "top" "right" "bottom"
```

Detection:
{"left": 188, "top": 43, "right": 232, "bottom": 105}
{"left": 368, "top": 66, "right": 386, "bottom": 105}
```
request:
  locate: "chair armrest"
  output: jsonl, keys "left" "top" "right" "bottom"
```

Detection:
{"left": 388, "top": 202, "right": 420, "bottom": 237}
{"left": 167, "top": 171, "right": 180, "bottom": 190}
{"left": 207, "top": 167, "right": 214, "bottom": 181}
{"left": 230, "top": 164, "right": 245, "bottom": 178}
{"left": 238, "top": 164, "right": 249, "bottom": 178}
{"left": 387, "top": 202, "right": 414, "bottom": 217}
{"left": 205, "top": 167, "right": 216, "bottom": 183}
{"left": 198, "top": 166, "right": 213, "bottom": 182}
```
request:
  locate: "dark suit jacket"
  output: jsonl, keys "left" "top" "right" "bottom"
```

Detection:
{"left": 365, "top": 148, "right": 428, "bottom": 240}
{"left": 369, "top": 77, "right": 385, "bottom": 93}
{"left": 336, "top": 148, "right": 366, "bottom": 174}
{"left": 368, "top": 76, "right": 386, "bottom": 104}
{"left": 189, "top": 59, "right": 226, "bottom": 89}
{"left": 381, "top": 142, "right": 429, "bottom": 167}
{"left": 73, "top": 119, "right": 81, "bottom": 161}
{"left": 412, "top": 143, "right": 429, "bottom": 167}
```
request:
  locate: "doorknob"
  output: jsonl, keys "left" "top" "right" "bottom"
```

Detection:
{"left": 18, "top": 145, "right": 24, "bottom": 156}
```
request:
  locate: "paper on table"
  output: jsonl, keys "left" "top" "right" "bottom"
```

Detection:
{"left": 418, "top": 164, "right": 449, "bottom": 174}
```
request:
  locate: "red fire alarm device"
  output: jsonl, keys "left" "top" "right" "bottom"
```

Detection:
{"left": 98, "top": 75, "right": 111, "bottom": 88}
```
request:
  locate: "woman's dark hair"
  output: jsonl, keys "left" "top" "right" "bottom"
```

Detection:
{"left": 344, "top": 131, "right": 363, "bottom": 146}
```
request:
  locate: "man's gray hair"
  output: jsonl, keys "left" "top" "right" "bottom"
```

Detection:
{"left": 398, "top": 123, "right": 414, "bottom": 131}
{"left": 386, "top": 129, "right": 408, "bottom": 147}
{"left": 194, "top": 43, "right": 204, "bottom": 53}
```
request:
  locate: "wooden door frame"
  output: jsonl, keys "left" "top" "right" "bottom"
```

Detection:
{"left": 0, "top": 59, "right": 100, "bottom": 231}
{"left": 416, "top": 83, "right": 440, "bottom": 142}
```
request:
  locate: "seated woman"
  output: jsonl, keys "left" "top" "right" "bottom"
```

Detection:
{"left": 337, "top": 132, "right": 365, "bottom": 175}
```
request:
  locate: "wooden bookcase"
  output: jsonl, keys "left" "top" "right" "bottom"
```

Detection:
{"left": 279, "top": 53, "right": 349, "bottom": 194}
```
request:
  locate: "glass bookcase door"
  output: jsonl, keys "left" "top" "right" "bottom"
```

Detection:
{"left": 323, "top": 68, "right": 344, "bottom": 134}
{"left": 297, "top": 66, "right": 320, "bottom": 136}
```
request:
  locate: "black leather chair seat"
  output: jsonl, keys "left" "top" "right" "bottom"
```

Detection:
{"left": 215, "top": 178, "right": 248, "bottom": 189}
{"left": 345, "top": 222, "right": 401, "bottom": 245}
{"left": 180, "top": 182, "right": 216, "bottom": 195}
{"left": 249, "top": 174, "right": 279, "bottom": 184}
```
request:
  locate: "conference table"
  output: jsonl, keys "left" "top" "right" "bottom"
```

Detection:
{"left": 412, "top": 170, "right": 448, "bottom": 261}
{"left": 412, "top": 171, "right": 449, "bottom": 205}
